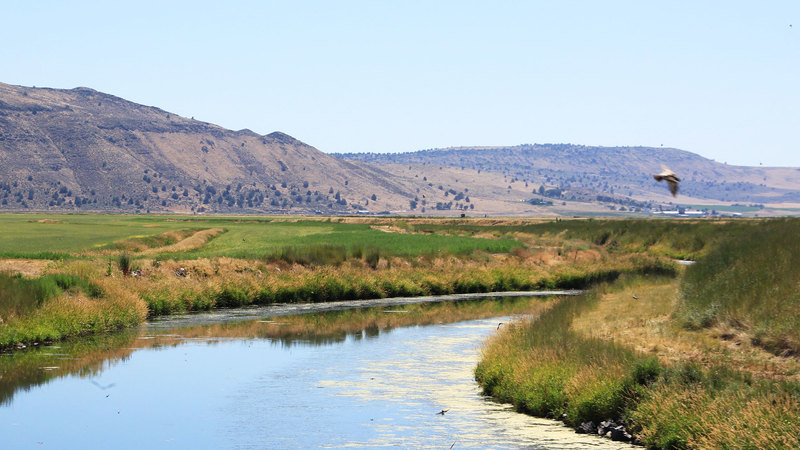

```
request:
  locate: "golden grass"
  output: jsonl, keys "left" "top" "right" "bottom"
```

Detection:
{"left": 478, "top": 273, "right": 800, "bottom": 447}
{"left": 570, "top": 277, "right": 800, "bottom": 381}
{"left": 632, "top": 382, "right": 800, "bottom": 449}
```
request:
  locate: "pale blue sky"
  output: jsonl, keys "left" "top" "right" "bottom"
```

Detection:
{"left": 2, "top": 1, "right": 798, "bottom": 166}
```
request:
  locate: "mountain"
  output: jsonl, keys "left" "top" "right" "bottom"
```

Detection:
{"left": 0, "top": 82, "right": 415, "bottom": 214}
{"left": 2, "top": 81, "right": 798, "bottom": 217}
{"left": 337, "top": 145, "right": 800, "bottom": 211}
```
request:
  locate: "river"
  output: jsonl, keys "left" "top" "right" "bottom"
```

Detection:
{"left": 1, "top": 294, "right": 633, "bottom": 449}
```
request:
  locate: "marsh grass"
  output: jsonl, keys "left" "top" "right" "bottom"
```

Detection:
{"left": 0, "top": 272, "right": 102, "bottom": 321}
{"left": 475, "top": 282, "right": 797, "bottom": 447}
{"left": 677, "top": 218, "right": 800, "bottom": 355}
{"left": 0, "top": 277, "right": 147, "bottom": 350}
{"left": 132, "top": 253, "right": 673, "bottom": 318}
{"left": 477, "top": 265, "right": 800, "bottom": 448}
{"left": 117, "top": 253, "right": 133, "bottom": 275}
{"left": 414, "top": 218, "right": 750, "bottom": 260}
{"left": 99, "top": 229, "right": 199, "bottom": 252}
{"left": 629, "top": 365, "right": 800, "bottom": 449}
{"left": 475, "top": 286, "right": 652, "bottom": 424}
{"left": 271, "top": 244, "right": 349, "bottom": 266}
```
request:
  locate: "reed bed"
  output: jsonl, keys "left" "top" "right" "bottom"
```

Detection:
{"left": 676, "top": 218, "right": 800, "bottom": 355}
{"left": 0, "top": 271, "right": 102, "bottom": 321}
{"left": 0, "top": 244, "right": 673, "bottom": 348}
{"left": 475, "top": 279, "right": 800, "bottom": 448}
{"left": 413, "top": 218, "right": 750, "bottom": 260}
{"left": 474, "top": 285, "right": 654, "bottom": 425}
{"left": 476, "top": 224, "right": 800, "bottom": 450}
{"left": 0, "top": 277, "right": 147, "bottom": 349}
{"left": 629, "top": 364, "right": 800, "bottom": 449}
{"left": 133, "top": 252, "right": 674, "bottom": 317}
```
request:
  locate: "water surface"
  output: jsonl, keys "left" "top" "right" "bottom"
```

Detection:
{"left": 1, "top": 295, "right": 631, "bottom": 449}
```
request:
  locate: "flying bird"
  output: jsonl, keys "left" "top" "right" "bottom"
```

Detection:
{"left": 653, "top": 165, "right": 680, "bottom": 197}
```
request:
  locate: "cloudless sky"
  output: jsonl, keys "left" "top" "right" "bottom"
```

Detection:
{"left": 2, "top": 1, "right": 799, "bottom": 166}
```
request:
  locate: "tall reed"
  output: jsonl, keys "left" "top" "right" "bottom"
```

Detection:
{"left": 676, "top": 218, "right": 800, "bottom": 355}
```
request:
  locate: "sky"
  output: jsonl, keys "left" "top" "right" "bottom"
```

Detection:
{"left": 2, "top": 1, "right": 799, "bottom": 166}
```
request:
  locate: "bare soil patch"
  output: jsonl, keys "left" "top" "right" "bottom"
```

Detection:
{"left": 0, "top": 259, "right": 50, "bottom": 277}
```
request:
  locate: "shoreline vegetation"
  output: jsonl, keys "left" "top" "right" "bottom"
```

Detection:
{"left": 0, "top": 214, "right": 685, "bottom": 349}
{"left": 476, "top": 218, "right": 800, "bottom": 448}
{"left": 1, "top": 214, "right": 798, "bottom": 447}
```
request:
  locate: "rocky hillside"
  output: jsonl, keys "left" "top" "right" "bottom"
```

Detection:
{"left": 2, "top": 81, "right": 798, "bottom": 217}
{"left": 337, "top": 145, "right": 800, "bottom": 207}
{"left": 0, "top": 82, "right": 416, "bottom": 214}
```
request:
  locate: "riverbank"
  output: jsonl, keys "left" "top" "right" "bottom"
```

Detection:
{"left": 0, "top": 298, "right": 636, "bottom": 449}
{"left": 476, "top": 219, "right": 800, "bottom": 448}
{"left": 0, "top": 215, "right": 787, "bottom": 352}
{"left": 0, "top": 250, "right": 674, "bottom": 350}
{"left": 3, "top": 215, "right": 798, "bottom": 445}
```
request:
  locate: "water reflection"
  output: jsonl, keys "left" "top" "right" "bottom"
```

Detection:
{"left": 1, "top": 294, "right": 632, "bottom": 448}
{"left": 0, "top": 330, "right": 140, "bottom": 406}
{"left": 2, "top": 295, "right": 553, "bottom": 407}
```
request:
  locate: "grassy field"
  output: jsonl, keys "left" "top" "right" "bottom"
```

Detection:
{"left": 2, "top": 213, "right": 799, "bottom": 447}
{"left": 0, "top": 214, "right": 520, "bottom": 260}
{"left": 0, "top": 214, "right": 191, "bottom": 257}
{"left": 0, "top": 214, "right": 678, "bottom": 347}
{"left": 676, "top": 218, "right": 800, "bottom": 355}
{"left": 476, "top": 217, "right": 800, "bottom": 448}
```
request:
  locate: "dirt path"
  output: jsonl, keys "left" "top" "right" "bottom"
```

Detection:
{"left": 139, "top": 228, "right": 225, "bottom": 255}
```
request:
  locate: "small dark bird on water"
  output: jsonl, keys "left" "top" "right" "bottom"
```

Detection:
{"left": 653, "top": 165, "right": 680, "bottom": 197}
{"left": 437, "top": 409, "right": 449, "bottom": 415}
{"left": 497, "top": 322, "right": 504, "bottom": 330}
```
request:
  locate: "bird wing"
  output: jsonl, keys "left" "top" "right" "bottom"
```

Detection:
{"left": 657, "top": 165, "right": 676, "bottom": 177}
{"left": 667, "top": 179, "right": 679, "bottom": 196}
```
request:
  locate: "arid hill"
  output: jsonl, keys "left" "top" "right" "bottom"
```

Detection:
{"left": 0, "top": 82, "right": 417, "bottom": 214}
{"left": 2, "top": 81, "right": 798, "bottom": 217}
{"left": 337, "top": 145, "right": 800, "bottom": 209}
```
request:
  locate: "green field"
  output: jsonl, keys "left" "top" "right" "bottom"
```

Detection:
{"left": 1, "top": 213, "right": 799, "bottom": 448}
{"left": 0, "top": 214, "right": 192, "bottom": 256}
{"left": 0, "top": 214, "right": 520, "bottom": 259}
